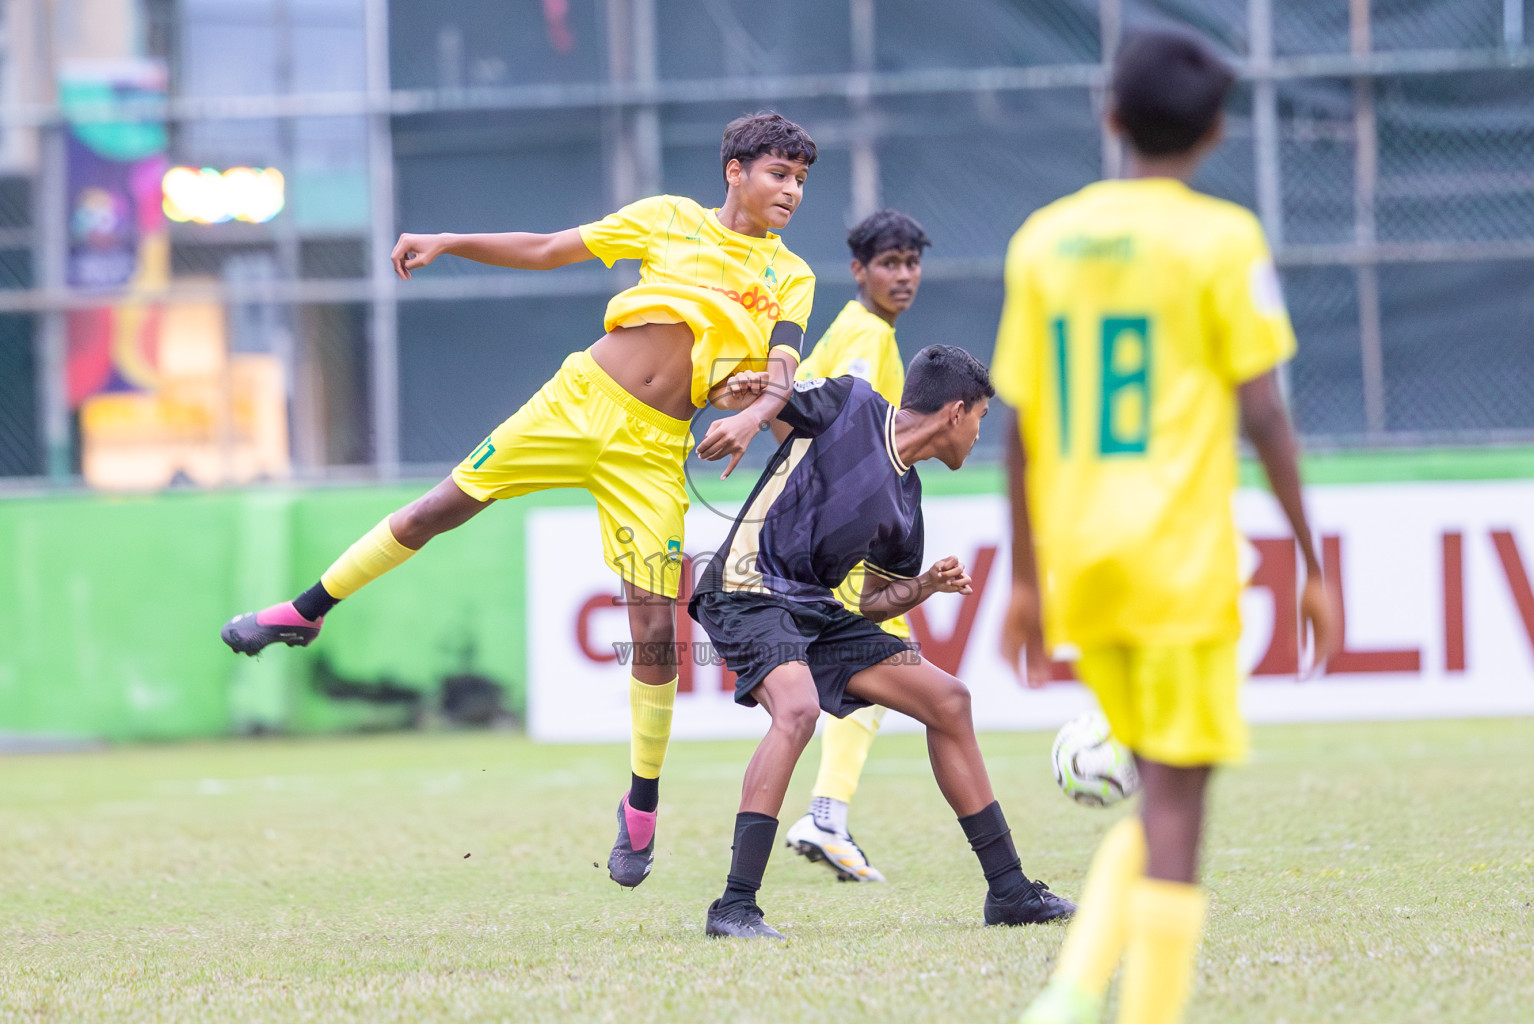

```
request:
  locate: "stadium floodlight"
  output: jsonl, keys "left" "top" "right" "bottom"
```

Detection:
{"left": 162, "top": 166, "right": 285, "bottom": 224}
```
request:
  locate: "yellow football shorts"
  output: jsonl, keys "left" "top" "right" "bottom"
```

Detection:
{"left": 835, "top": 564, "right": 911, "bottom": 640}
{"left": 452, "top": 349, "right": 692, "bottom": 599}
{"left": 1074, "top": 639, "right": 1248, "bottom": 767}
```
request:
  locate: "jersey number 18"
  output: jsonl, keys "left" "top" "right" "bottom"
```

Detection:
{"left": 1050, "top": 315, "right": 1150, "bottom": 456}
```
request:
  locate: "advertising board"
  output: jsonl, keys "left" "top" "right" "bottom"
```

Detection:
{"left": 527, "top": 482, "right": 1534, "bottom": 741}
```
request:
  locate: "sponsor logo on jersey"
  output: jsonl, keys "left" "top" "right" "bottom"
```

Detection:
{"left": 793, "top": 377, "right": 827, "bottom": 391}
{"left": 712, "top": 283, "right": 782, "bottom": 321}
{"left": 1058, "top": 234, "right": 1133, "bottom": 260}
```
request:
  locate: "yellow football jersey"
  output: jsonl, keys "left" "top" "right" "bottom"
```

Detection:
{"left": 580, "top": 194, "right": 815, "bottom": 408}
{"left": 796, "top": 299, "right": 912, "bottom": 640}
{"left": 797, "top": 300, "right": 905, "bottom": 405}
{"left": 992, "top": 178, "right": 1296, "bottom": 648}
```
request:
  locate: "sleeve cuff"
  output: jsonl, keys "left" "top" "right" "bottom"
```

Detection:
{"left": 1228, "top": 333, "right": 1297, "bottom": 384}
{"left": 576, "top": 224, "right": 617, "bottom": 268}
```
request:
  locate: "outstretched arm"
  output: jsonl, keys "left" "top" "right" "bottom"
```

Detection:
{"left": 860, "top": 556, "right": 973, "bottom": 622}
{"left": 1239, "top": 369, "right": 1340, "bottom": 673}
{"left": 391, "top": 227, "right": 596, "bottom": 279}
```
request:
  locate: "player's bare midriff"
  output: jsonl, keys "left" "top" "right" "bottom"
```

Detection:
{"left": 588, "top": 321, "right": 699, "bottom": 422}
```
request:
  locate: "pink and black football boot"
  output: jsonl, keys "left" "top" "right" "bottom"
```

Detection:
{"left": 608, "top": 793, "right": 658, "bottom": 888}
{"left": 221, "top": 602, "right": 322, "bottom": 656}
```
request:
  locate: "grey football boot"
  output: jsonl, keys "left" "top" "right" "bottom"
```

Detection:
{"left": 607, "top": 794, "right": 656, "bottom": 888}
{"left": 704, "top": 899, "right": 786, "bottom": 940}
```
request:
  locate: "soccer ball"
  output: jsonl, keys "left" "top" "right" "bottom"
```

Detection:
{"left": 1051, "top": 711, "right": 1140, "bottom": 807}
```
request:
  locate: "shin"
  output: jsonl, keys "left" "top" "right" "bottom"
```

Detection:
{"left": 623, "top": 582, "right": 678, "bottom": 813}
{"left": 1137, "top": 757, "right": 1212, "bottom": 884}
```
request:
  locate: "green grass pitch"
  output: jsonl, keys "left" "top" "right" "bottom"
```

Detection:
{"left": 3, "top": 719, "right": 1531, "bottom": 1023}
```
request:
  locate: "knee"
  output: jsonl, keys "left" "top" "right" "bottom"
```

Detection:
{"left": 931, "top": 676, "right": 973, "bottom": 730}
{"left": 392, "top": 499, "right": 441, "bottom": 548}
{"left": 626, "top": 599, "right": 677, "bottom": 674}
{"left": 627, "top": 601, "right": 676, "bottom": 645}
{"left": 774, "top": 699, "right": 821, "bottom": 749}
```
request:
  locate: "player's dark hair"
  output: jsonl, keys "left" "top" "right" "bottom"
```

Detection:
{"left": 847, "top": 208, "right": 932, "bottom": 265}
{"left": 902, "top": 345, "right": 995, "bottom": 413}
{"left": 1111, "top": 28, "right": 1235, "bottom": 157}
{"left": 720, "top": 112, "right": 818, "bottom": 182}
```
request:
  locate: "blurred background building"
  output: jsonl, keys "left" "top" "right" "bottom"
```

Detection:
{"left": 1, "top": 0, "right": 1532, "bottom": 488}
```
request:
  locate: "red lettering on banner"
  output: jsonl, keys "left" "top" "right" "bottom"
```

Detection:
{"left": 901, "top": 544, "right": 1073, "bottom": 684}
{"left": 1443, "top": 532, "right": 1465, "bottom": 672}
{"left": 1248, "top": 537, "right": 1300, "bottom": 676}
{"left": 573, "top": 556, "right": 737, "bottom": 694}
{"left": 1490, "top": 530, "right": 1534, "bottom": 654}
{"left": 1323, "top": 534, "right": 1422, "bottom": 675}
{"left": 908, "top": 546, "right": 996, "bottom": 676}
{"left": 575, "top": 593, "right": 621, "bottom": 664}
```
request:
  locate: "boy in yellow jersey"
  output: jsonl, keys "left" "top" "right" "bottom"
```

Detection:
{"left": 994, "top": 31, "right": 1340, "bottom": 1024}
{"left": 781, "top": 209, "right": 930, "bottom": 883}
{"left": 220, "top": 112, "right": 818, "bottom": 890}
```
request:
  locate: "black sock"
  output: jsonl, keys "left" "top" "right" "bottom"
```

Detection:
{"left": 628, "top": 773, "right": 659, "bottom": 813}
{"left": 292, "top": 581, "right": 340, "bottom": 622}
{"left": 958, "top": 801, "right": 1026, "bottom": 900}
{"left": 720, "top": 812, "right": 778, "bottom": 909}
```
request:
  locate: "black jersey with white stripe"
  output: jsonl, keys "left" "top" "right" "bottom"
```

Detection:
{"left": 694, "top": 376, "right": 924, "bottom": 606}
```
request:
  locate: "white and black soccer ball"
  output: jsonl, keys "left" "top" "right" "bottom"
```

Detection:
{"left": 1051, "top": 711, "right": 1140, "bottom": 807}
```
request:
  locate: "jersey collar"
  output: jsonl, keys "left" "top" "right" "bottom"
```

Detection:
{"left": 709, "top": 209, "right": 780, "bottom": 244}
{"left": 843, "top": 299, "right": 896, "bottom": 339}
{"left": 1090, "top": 176, "right": 1193, "bottom": 197}
{"left": 883, "top": 405, "right": 911, "bottom": 475}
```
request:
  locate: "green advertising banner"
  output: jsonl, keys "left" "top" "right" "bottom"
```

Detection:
{"left": 2, "top": 445, "right": 1532, "bottom": 744}
{"left": 0, "top": 485, "right": 554, "bottom": 744}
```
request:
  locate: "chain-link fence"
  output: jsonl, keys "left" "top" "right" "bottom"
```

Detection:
{"left": 1, "top": 0, "right": 1531, "bottom": 489}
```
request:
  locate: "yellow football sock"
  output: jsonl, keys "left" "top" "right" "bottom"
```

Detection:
{"left": 811, "top": 704, "right": 886, "bottom": 803}
{"left": 629, "top": 676, "right": 677, "bottom": 779}
{"left": 1051, "top": 816, "right": 1147, "bottom": 997}
{"left": 319, "top": 518, "right": 417, "bottom": 599}
{"left": 1116, "top": 878, "right": 1208, "bottom": 1024}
